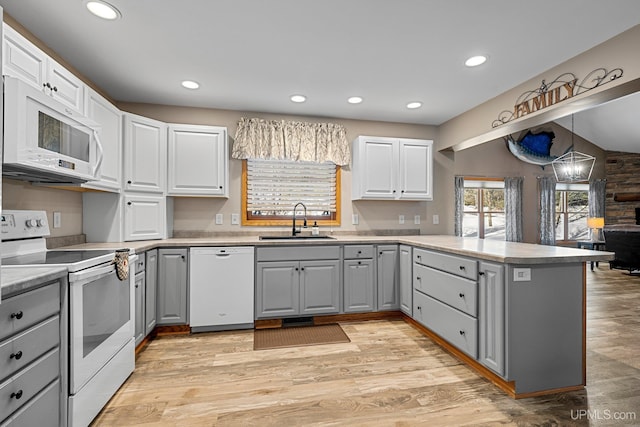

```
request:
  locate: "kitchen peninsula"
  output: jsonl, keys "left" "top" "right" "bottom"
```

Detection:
{"left": 57, "top": 234, "right": 613, "bottom": 398}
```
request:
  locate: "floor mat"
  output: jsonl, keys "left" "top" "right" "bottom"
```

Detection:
{"left": 253, "top": 323, "right": 350, "bottom": 350}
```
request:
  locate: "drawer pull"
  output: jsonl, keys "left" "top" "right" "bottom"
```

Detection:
{"left": 10, "top": 390, "right": 23, "bottom": 400}
{"left": 459, "top": 330, "right": 466, "bottom": 336}
{"left": 459, "top": 265, "right": 466, "bottom": 271}
{"left": 358, "top": 261, "right": 362, "bottom": 265}
{"left": 459, "top": 293, "right": 465, "bottom": 298}
{"left": 10, "top": 351, "right": 23, "bottom": 360}
{"left": 357, "top": 250, "right": 362, "bottom": 254}
{"left": 10, "top": 311, "right": 24, "bottom": 320}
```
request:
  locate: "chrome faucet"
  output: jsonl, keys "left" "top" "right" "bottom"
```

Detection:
{"left": 292, "top": 202, "right": 308, "bottom": 236}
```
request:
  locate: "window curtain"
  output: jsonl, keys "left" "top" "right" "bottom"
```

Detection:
{"left": 588, "top": 179, "right": 606, "bottom": 218}
{"left": 538, "top": 176, "right": 556, "bottom": 245}
{"left": 504, "top": 177, "right": 524, "bottom": 242}
{"left": 454, "top": 176, "right": 464, "bottom": 237}
{"left": 232, "top": 117, "right": 350, "bottom": 166}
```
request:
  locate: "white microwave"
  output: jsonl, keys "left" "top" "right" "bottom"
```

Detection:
{"left": 3, "top": 76, "right": 103, "bottom": 183}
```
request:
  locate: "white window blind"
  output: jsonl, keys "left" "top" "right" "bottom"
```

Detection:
{"left": 247, "top": 159, "right": 337, "bottom": 216}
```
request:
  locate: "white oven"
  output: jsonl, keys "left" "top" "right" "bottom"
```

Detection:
{"left": 68, "top": 261, "right": 133, "bottom": 392}
{"left": 3, "top": 76, "right": 103, "bottom": 183}
{"left": 67, "top": 255, "right": 135, "bottom": 427}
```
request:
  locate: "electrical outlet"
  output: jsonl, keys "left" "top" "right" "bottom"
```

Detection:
{"left": 399, "top": 215, "right": 405, "bottom": 224}
{"left": 432, "top": 214, "right": 440, "bottom": 225}
{"left": 215, "top": 213, "right": 223, "bottom": 225}
{"left": 53, "top": 212, "right": 62, "bottom": 228}
{"left": 352, "top": 214, "right": 359, "bottom": 225}
{"left": 231, "top": 213, "right": 240, "bottom": 225}
{"left": 414, "top": 215, "right": 421, "bottom": 225}
{"left": 513, "top": 268, "right": 532, "bottom": 282}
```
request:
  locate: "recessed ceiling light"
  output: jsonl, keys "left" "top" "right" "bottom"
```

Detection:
{"left": 290, "top": 95, "right": 307, "bottom": 103}
{"left": 85, "top": 0, "right": 121, "bottom": 20}
{"left": 347, "top": 96, "right": 363, "bottom": 104}
{"left": 406, "top": 102, "right": 422, "bottom": 109}
{"left": 465, "top": 55, "right": 487, "bottom": 67}
{"left": 181, "top": 80, "right": 200, "bottom": 90}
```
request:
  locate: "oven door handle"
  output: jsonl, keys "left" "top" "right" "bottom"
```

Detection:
{"left": 68, "top": 263, "right": 117, "bottom": 284}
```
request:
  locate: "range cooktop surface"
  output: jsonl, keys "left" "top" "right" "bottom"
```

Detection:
{"left": 2, "top": 250, "right": 115, "bottom": 266}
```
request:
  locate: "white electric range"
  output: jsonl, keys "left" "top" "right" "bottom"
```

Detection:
{"left": 1, "top": 210, "right": 135, "bottom": 427}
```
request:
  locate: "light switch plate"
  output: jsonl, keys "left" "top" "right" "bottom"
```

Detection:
{"left": 513, "top": 268, "right": 532, "bottom": 281}
{"left": 432, "top": 214, "right": 440, "bottom": 225}
{"left": 231, "top": 213, "right": 240, "bottom": 225}
{"left": 352, "top": 214, "right": 359, "bottom": 225}
{"left": 215, "top": 213, "right": 223, "bottom": 225}
{"left": 399, "top": 215, "right": 405, "bottom": 224}
{"left": 414, "top": 215, "right": 421, "bottom": 225}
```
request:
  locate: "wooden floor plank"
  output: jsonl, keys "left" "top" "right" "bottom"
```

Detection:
{"left": 91, "top": 267, "right": 640, "bottom": 426}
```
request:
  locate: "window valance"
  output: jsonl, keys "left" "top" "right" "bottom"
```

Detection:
{"left": 232, "top": 117, "right": 350, "bottom": 166}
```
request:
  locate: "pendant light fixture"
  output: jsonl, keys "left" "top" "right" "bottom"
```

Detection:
{"left": 551, "top": 114, "right": 595, "bottom": 182}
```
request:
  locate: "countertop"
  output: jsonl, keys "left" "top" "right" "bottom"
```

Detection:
{"left": 1, "top": 266, "right": 68, "bottom": 298}
{"left": 60, "top": 234, "right": 615, "bottom": 265}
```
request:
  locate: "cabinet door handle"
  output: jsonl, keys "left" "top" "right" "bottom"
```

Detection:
{"left": 295, "top": 267, "right": 299, "bottom": 271}
{"left": 417, "top": 306, "right": 422, "bottom": 310}
{"left": 219, "top": 186, "right": 223, "bottom": 189}
{"left": 127, "top": 180, "right": 132, "bottom": 184}
{"left": 478, "top": 271, "right": 485, "bottom": 276}
{"left": 10, "top": 351, "right": 23, "bottom": 360}
{"left": 300, "top": 267, "right": 305, "bottom": 271}
{"left": 10, "top": 311, "right": 23, "bottom": 320}
{"left": 127, "top": 201, "right": 132, "bottom": 206}
{"left": 459, "top": 293, "right": 465, "bottom": 298}
{"left": 10, "top": 390, "right": 23, "bottom": 400}
{"left": 416, "top": 276, "right": 421, "bottom": 281}
{"left": 181, "top": 255, "right": 185, "bottom": 260}
{"left": 459, "top": 330, "right": 465, "bottom": 336}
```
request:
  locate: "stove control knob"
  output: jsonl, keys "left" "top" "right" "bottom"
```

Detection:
{"left": 26, "top": 219, "right": 38, "bottom": 228}
{"left": 36, "top": 219, "right": 44, "bottom": 227}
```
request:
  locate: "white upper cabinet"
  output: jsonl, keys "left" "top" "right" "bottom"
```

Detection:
{"left": 123, "top": 193, "right": 168, "bottom": 241}
{"left": 397, "top": 139, "right": 433, "bottom": 200}
{"left": 352, "top": 136, "right": 433, "bottom": 201}
{"left": 167, "top": 124, "right": 228, "bottom": 197}
{"left": 83, "top": 88, "right": 122, "bottom": 192}
{"left": 3, "top": 23, "right": 85, "bottom": 114}
{"left": 123, "top": 113, "right": 167, "bottom": 194}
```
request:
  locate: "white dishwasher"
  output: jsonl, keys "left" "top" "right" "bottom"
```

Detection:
{"left": 189, "top": 247, "right": 255, "bottom": 332}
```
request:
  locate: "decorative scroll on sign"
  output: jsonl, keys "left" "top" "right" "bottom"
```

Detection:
{"left": 492, "top": 67, "right": 623, "bottom": 128}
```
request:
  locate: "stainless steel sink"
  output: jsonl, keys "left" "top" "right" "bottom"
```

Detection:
{"left": 259, "top": 235, "right": 335, "bottom": 240}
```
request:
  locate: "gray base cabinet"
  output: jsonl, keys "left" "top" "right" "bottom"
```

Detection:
{"left": 145, "top": 249, "right": 158, "bottom": 334}
{"left": 157, "top": 248, "right": 188, "bottom": 325}
{"left": 0, "top": 280, "right": 65, "bottom": 427}
{"left": 399, "top": 245, "right": 412, "bottom": 315}
{"left": 377, "top": 245, "right": 399, "bottom": 310}
{"left": 478, "top": 261, "right": 505, "bottom": 376}
{"left": 255, "top": 246, "right": 340, "bottom": 319}
{"left": 256, "top": 262, "right": 299, "bottom": 317}
{"left": 133, "top": 268, "right": 145, "bottom": 346}
{"left": 343, "top": 245, "right": 375, "bottom": 313}
{"left": 300, "top": 260, "right": 340, "bottom": 315}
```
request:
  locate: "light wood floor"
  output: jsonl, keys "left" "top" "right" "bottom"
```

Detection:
{"left": 92, "top": 267, "right": 640, "bottom": 426}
